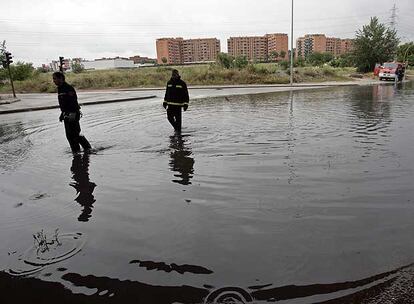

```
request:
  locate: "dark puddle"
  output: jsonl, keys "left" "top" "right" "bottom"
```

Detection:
{"left": 129, "top": 259, "right": 213, "bottom": 275}
{"left": 1, "top": 262, "right": 413, "bottom": 304}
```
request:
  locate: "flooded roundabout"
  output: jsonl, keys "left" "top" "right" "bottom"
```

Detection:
{"left": 1, "top": 82, "right": 414, "bottom": 303}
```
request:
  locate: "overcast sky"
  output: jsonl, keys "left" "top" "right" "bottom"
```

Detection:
{"left": 1, "top": 0, "right": 413, "bottom": 66}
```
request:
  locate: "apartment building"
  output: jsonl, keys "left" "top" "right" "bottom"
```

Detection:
{"left": 227, "top": 36, "right": 268, "bottom": 62}
{"left": 156, "top": 37, "right": 220, "bottom": 64}
{"left": 227, "top": 33, "right": 288, "bottom": 62}
{"left": 296, "top": 34, "right": 354, "bottom": 58}
{"left": 266, "top": 33, "right": 289, "bottom": 60}
{"left": 326, "top": 37, "right": 342, "bottom": 56}
{"left": 341, "top": 39, "right": 354, "bottom": 54}
{"left": 156, "top": 38, "right": 183, "bottom": 65}
{"left": 181, "top": 38, "right": 221, "bottom": 63}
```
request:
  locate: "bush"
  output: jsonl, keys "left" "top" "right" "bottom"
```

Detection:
{"left": 279, "top": 60, "right": 289, "bottom": 69}
{"left": 71, "top": 62, "right": 84, "bottom": 74}
{"left": 233, "top": 56, "right": 248, "bottom": 69}
{"left": 294, "top": 57, "right": 306, "bottom": 67}
{"left": 11, "top": 62, "right": 34, "bottom": 81}
{"left": 217, "top": 53, "right": 233, "bottom": 69}
{"left": 303, "top": 67, "right": 321, "bottom": 77}
{"left": 306, "top": 52, "right": 334, "bottom": 66}
{"left": 321, "top": 66, "right": 336, "bottom": 76}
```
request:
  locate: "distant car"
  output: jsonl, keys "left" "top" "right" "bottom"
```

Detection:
{"left": 378, "top": 62, "right": 405, "bottom": 81}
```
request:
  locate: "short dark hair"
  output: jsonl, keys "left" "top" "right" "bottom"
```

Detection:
{"left": 53, "top": 71, "right": 65, "bottom": 81}
{"left": 172, "top": 69, "right": 179, "bottom": 76}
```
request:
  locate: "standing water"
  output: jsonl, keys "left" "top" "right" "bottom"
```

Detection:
{"left": 1, "top": 83, "right": 414, "bottom": 303}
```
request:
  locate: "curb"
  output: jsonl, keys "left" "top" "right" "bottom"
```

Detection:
{"left": 0, "top": 95, "right": 156, "bottom": 115}
{"left": 117, "top": 83, "right": 361, "bottom": 91}
{"left": 0, "top": 98, "right": 20, "bottom": 105}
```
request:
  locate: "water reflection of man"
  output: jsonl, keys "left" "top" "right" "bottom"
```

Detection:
{"left": 70, "top": 153, "right": 96, "bottom": 222}
{"left": 169, "top": 134, "right": 194, "bottom": 185}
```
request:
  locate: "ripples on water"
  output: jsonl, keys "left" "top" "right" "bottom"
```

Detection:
{"left": 1, "top": 82, "right": 414, "bottom": 303}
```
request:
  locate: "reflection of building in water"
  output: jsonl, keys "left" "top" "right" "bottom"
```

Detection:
{"left": 169, "top": 134, "right": 194, "bottom": 185}
{"left": 70, "top": 153, "right": 96, "bottom": 222}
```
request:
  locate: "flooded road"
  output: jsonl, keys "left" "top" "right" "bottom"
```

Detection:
{"left": 1, "top": 82, "right": 414, "bottom": 303}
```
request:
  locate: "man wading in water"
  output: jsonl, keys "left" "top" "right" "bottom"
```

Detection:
{"left": 163, "top": 69, "right": 189, "bottom": 132}
{"left": 53, "top": 72, "right": 91, "bottom": 153}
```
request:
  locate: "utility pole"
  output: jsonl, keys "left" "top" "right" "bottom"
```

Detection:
{"left": 3, "top": 52, "right": 16, "bottom": 98}
{"left": 290, "top": 0, "right": 294, "bottom": 86}
{"left": 403, "top": 44, "right": 413, "bottom": 81}
{"left": 390, "top": 3, "right": 397, "bottom": 31}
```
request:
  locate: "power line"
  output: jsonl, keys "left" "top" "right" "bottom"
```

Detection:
{"left": 0, "top": 11, "right": 390, "bottom": 27}
{"left": 389, "top": 3, "right": 397, "bottom": 30}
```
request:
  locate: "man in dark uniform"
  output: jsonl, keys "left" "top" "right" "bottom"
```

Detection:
{"left": 53, "top": 72, "right": 91, "bottom": 153}
{"left": 163, "top": 69, "right": 189, "bottom": 132}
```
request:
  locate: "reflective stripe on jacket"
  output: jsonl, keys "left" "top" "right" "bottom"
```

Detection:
{"left": 166, "top": 101, "right": 189, "bottom": 106}
{"left": 164, "top": 77, "right": 189, "bottom": 107}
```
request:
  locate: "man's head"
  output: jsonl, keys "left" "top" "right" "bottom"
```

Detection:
{"left": 52, "top": 71, "right": 65, "bottom": 86}
{"left": 171, "top": 69, "right": 180, "bottom": 80}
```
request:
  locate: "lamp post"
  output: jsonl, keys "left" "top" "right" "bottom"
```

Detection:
{"left": 403, "top": 44, "right": 413, "bottom": 81}
{"left": 290, "top": 0, "right": 294, "bottom": 86}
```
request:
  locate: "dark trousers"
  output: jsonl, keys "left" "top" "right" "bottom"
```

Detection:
{"left": 64, "top": 120, "right": 91, "bottom": 153}
{"left": 167, "top": 105, "right": 182, "bottom": 132}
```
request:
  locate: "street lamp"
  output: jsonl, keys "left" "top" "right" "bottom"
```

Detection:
{"left": 403, "top": 44, "right": 413, "bottom": 64}
{"left": 290, "top": 0, "right": 294, "bottom": 86}
{"left": 402, "top": 44, "right": 413, "bottom": 81}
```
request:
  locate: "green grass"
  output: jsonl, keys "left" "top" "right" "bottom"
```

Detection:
{"left": 0, "top": 64, "right": 357, "bottom": 94}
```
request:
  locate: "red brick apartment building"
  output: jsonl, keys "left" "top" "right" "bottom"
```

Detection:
{"left": 156, "top": 38, "right": 183, "bottom": 64}
{"left": 227, "top": 33, "right": 288, "bottom": 62}
{"left": 296, "top": 34, "right": 354, "bottom": 58}
{"left": 156, "top": 37, "right": 220, "bottom": 64}
{"left": 266, "top": 34, "right": 289, "bottom": 60}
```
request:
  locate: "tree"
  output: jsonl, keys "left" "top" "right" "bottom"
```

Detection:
{"left": 330, "top": 53, "right": 356, "bottom": 68}
{"left": 397, "top": 42, "right": 414, "bottom": 66}
{"left": 217, "top": 52, "right": 233, "bottom": 69}
{"left": 306, "top": 52, "right": 334, "bottom": 66}
{"left": 0, "top": 40, "right": 5, "bottom": 62}
{"left": 10, "top": 62, "right": 34, "bottom": 81}
{"left": 71, "top": 61, "right": 84, "bottom": 73}
{"left": 0, "top": 41, "right": 8, "bottom": 82}
{"left": 0, "top": 62, "right": 33, "bottom": 82}
{"left": 161, "top": 57, "right": 168, "bottom": 64}
{"left": 36, "top": 66, "right": 50, "bottom": 73}
{"left": 269, "top": 51, "right": 279, "bottom": 62}
{"left": 279, "top": 50, "right": 287, "bottom": 60}
{"left": 294, "top": 57, "right": 306, "bottom": 67}
{"left": 353, "top": 17, "right": 399, "bottom": 72}
{"left": 233, "top": 55, "right": 248, "bottom": 69}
